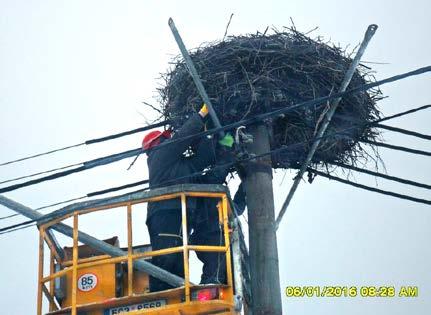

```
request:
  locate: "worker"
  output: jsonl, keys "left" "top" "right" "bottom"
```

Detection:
{"left": 192, "top": 164, "right": 246, "bottom": 285}
{"left": 143, "top": 104, "right": 236, "bottom": 291}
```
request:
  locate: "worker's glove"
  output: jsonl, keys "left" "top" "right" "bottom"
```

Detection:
{"left": 218, "top": 133, "right": 234, "bottom": 148}
{"left": 199, "top": 103, "right": 209, "bottom": 118}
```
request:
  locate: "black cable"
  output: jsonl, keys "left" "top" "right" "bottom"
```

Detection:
{"left": 362, "top": 140, "right": 431, "bottom": 156}
{"left": 377, "top": 104, "right": 431, "bottom": 123}
{"left": 0, "top": 223, "right": 37, "bottom": 235}
{"left": 0, "top": 219, "right": 35, "bottom": 233}
{"left": 330, "top": 161, "right": 431, "bottom": 190}
{"left": 0, "top": 181, "right": 150, "bottom": 221}
{"left": 0, "top": 180, "right": 150, "bottom": 221}
{"left": 0, "top": 147, "right": 144, "bottom": 194}
{"left": 1, "top": 66, "right": 431, "bottom": 194}
{"left": 309, "top": 168, "right": 431, "bottom": 205}
{"left": 34, "top": 197, "right": 88, "bottom": 211}
{"left": 376, "top": 124, "right": 431, "bottom": 140}
{"left": 334, "top": 104, "right": 431, "bottom": 126}
{"left": 84, "top": 120, "right": 169, "bottom": 145}
{"left": 0, "top": 162, "right": 82, "bottom": 185}
{"left": 86, "top": 179, "right": 149, "bottom": 197}
{"left": 0, "top": 120, "right": 169, "bottom": 167}
{"left": 0, "top": 165, "right": 87, "bottom": 194}
{"left": 0, "top": 196, "right": 89, "bottom": 221}
{"left": 0, "top": 143, "right": 85, "bottom": 167}
{"left": 0, "top": 213, "right": 19, "bottom": 220}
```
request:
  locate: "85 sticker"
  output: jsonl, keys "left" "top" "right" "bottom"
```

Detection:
{"left": 78, "top": 273, "right": 98, "bottom": 292}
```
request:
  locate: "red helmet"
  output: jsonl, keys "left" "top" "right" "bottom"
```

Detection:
{"left": 142, "top": 130, "right": 172, "bottom": 150}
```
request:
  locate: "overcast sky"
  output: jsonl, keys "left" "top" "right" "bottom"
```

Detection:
{"left": 0, "top": 1, "right": 430, "bottom": 314}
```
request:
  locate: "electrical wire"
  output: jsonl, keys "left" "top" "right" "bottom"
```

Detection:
{"left": 362, "top": 140, "right": 431, "bottom": 156}
{"left": 330, "top": 161, "right": 431, "bottom": 190}
{"left": 1, "top": 66, "right": 431, "bottom": 194}
{"left": 0, "top": 223, "right": 37, "bottom": 235}
{"left": 0, "top": 219, "right": 35, "bottom": 233}
{"left": 0, "top": 143, "right": 84, "bottom": 167}
{"left": 377, "top": 104, "right": 431, "bottom": 123}
{"left": 0, "top": 180, "right": 150, "bottom": 221}
{"left": 0, "top": 120, "right": 169, "bottom": 167}
{"left": 376, "top": 124, "right": 431, "bottom": 140}
{"left": 0, "top": 196, "right": 88, "bottom": 221}
{"left": 309, "top": 168, "right": 431, "bottom": 205}
{"left": 0, "top": 162, "right": 82, "bottom": 185}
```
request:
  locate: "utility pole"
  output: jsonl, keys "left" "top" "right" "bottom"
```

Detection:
{"left": 243, "top": 123, "right": 282, "bottom": 314}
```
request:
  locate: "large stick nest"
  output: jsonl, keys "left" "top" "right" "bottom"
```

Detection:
{"left": 157, "top": 28, "right": 383, "bottom": 169}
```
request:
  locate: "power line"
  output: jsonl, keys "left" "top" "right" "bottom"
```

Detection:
{"left": 0, "top": 223, "right": 36, "bottom": 235}
{"left": 377, "top": 104, "right": 431, "bottom": 123}
{"left": 362, "top": 140, "right": 431, "bottom": 156}
{"left": 0, "top": 147, "right": 143, "bottom": 194}
{"left": 335, "top": 104, "right": 431, "bottom": 126}
{"left": 0, "top": 219, "right": 34, "bottom": 233}
{"left": 0, "top": 180, "right": 150, "bottom": 221}
{"left": 376, "top": 124, "right": 431, "bottom": 140}
{"left": 86, "top": 179, "right": 149, "bottom": 197}
{"left": 309, "top": 168, "right": 431, "bottom": 206}
{"left": 0, "top": 196, "right": 88, "bottom": 221}
{"left": 0, "top": 213, "right": 19, "bottom": 220}
{"left": 84, "top": 120, "right": 169, "bottom": 145}
{"left": 1, "top": 66, "right": 430, "bottom": 194}
{"left": 0, "top": 164, "right": 87, "bottom": 194}
{"left": 0, "top": 143, "right": 84, "bottom": 167}
{"left": 330, "top": 161, "right": 431, "bottom": 190}
{"left": 0, "top": 162, "right": 82, "bottom": 185}
{"left": 0, "top": 120, "right": 169, "bottom": 167}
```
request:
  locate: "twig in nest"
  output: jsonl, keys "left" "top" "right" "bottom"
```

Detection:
{"left": 142, "top": 101, "right": 164, "bottom": 116}
{"left": 223, "top": 13, "right": 234, "bottom": 41}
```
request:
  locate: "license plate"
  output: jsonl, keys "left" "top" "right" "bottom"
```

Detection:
{"left": 104, "top": 299, "right": 167, "bottom": 314}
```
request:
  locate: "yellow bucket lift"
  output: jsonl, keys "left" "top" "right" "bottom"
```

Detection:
{"left": 36, "top": 184, "right": 250, "bottom": 315}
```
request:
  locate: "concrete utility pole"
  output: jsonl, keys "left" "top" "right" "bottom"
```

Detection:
{"left": 243, "top": 124, "right": 282, "bottom": 314}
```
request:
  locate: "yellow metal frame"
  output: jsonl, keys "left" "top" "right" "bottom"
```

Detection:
{"left": 37, "top": 190, "right": 237, "bottom": 315}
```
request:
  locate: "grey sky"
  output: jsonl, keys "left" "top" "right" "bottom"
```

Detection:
{"left": 0, "top": 0, "right": 430, "bottom": 314}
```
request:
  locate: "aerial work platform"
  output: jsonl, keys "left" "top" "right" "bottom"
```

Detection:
{"left": 35, "top": 184, "right": 250, "bottom": 315}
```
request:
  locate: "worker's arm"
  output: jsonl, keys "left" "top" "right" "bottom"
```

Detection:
{"left": 151, "top": 105, "right": 208, "bottom": 162}
{"left": 202, "top": 164, "right": 229, "bottom": 185}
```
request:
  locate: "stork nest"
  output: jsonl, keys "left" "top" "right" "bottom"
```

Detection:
{"left": 155, "top": 28, "right": 383, "bottom": 169}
